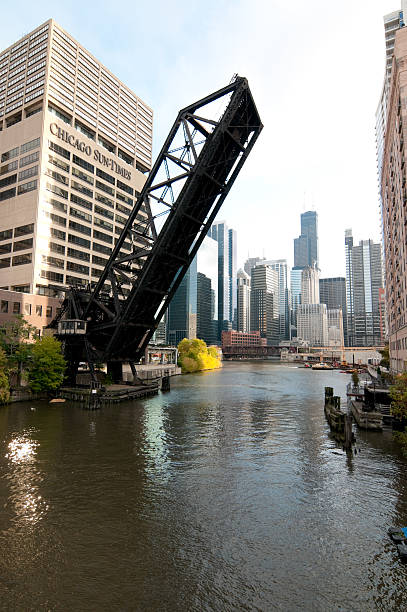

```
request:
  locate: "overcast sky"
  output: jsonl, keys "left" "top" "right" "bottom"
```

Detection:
{"left": 0, "top": 0, "right": 400, "bottom": 277}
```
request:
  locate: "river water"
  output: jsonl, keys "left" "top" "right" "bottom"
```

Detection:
{"left": 1, "top": 362, "right": 407, "bottom": 611}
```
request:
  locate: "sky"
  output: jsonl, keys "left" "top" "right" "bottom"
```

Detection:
{"left": 0, "top": 0, "right": 401, "bottom": 277}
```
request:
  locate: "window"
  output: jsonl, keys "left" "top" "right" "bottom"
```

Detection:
{"left": 70, "top": 193, "right": 92, "bottom": 212}
{"left": 71, "top": 180, "right": 93, "bottom": 198}
{"left": 115, "top": 214, "right": 127, "bottom": 225}
{"left": 48, "top": 154, "right": 69, "bottom": 173}
{"left": 65, "top": 275, "right": 87, "bottom": 286}
{"left": 46, "top": 306, "right": 53, "bottom": 317}
{"left": 94, "top": 217, "right": 113, "bottom": 231}
{"left": 68, "top": 234, "right": 90, "bottom": 249}
{"left": 67, "top": 261, "right": 89, "bottom": 275}
{"left": 26, "top": 105, "right": 42, "bottom": 118}
{"left": 20, "top": 137, "right": 40, "bottom": 154}
{"left": 45, "top": 168, "right": 68, "bottom": 185}
{"left": 72, "top": 166, "right": 94, "bottom": 185}
{"left": 49, "top": 140, "right": 70, "bottom": 160}
{"left": 35, "top": 305, "right": 42, "bottom": 316}
{"left": 0, "top": 243, "right": 11, "bottom": 255}
{"left": 74, "top": 120, "right": 95, "bottom": 141}
{"left": 1, "top": 300, "right": 8, "bottom": 313}
{"left": 42, "top": 255, "right": 64, "bottom": 268}
{"left": 50, "top": 228, "right": 66, "bottom": 241}
{"left": 49, "top": 241, "right": 65, "bottom": 255}
{"left": 12, "top": 302, "right": 21, "bottom": 314}
{"left": 72, "top": 154, "right": 94, "bottom": 173}
{"left": 93, "top": 229, "right": 112, "bottom": 244}
{"left": 95, "top": 180, "right": 114, "bottom": 196}
{"left": 40, "top": 270, "right": 63, "bottom": 283}
{"left": 0, "top": 161, "right": 18, "bottom": 175}
{"left": 18, "top": 166, "right": 38, "bottom": 181}
{"left": 48, "top": 104, "right": 71, "bottom": 125}
{"left": 13, "top": 238, "right": 33, "bottom": 251}
{"left": 1, "top": 146, "right": 19, "bottom": 163}
{"left": 116, "top": 191, "right": 133, "bottom": 206}
{"left": 46, "top": 182, "right": 68, "bottom": 199}
{"left": 14, "top": 223, "right": 34, "bottom": 237}
{"left": 98, "top": 136, "right": 115, "bottom": 153}
{"left": 24, "top": 303, "right": 32, "bottom": 315}
{"left": 95, "top": 204, "right": 113, "bottom": 220}
{"left": 0, "top": 258, "right": 11, "bottom": 268}
{"left": 92, "top": 255, "right": 108, "bottom": 267}
{"left": 93, "top": 241, "right": 111, "bottom": 255}
{"left": 20, "top": 151, "right": 39, "bottom": 168}
{"left": 0, "top": 188, "right": 16, "bottom": 202}
{"left": 0, "top": 174, "right": 17, "bottom": 189}
{"left": 18, "top": 180, "right": 37, "bottom": 195}
{"left": 0, "top": 229, "right": 13, "bottom": 241}
{"left": 69, "top": 220, "right": 91, "bottom": 236}
{"left": 117, "top": 148, "right": 134, "bottom": 166}
{"left": 70, "top": 207, "right": 92, "bottom": 223}
{"left": 13, "top": 253, "right": 32, "bottom": 266}
{"left": 116, "top": 179, "right": 134, "bottom": 196}
{"left": 95, "top": 192, "right": 114, "bottom": 208}
{"left": 96, "top": 168, "right": 115, "bottom": 185}
{"left": 67, "top": 247, "right": 90, "bottom": 262}
{"left": 44, "top": 196, "right": 67, "bottom": 213}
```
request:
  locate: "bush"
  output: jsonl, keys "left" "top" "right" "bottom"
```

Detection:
{"left": 178, "top": 338, "right": 221, "bottom": 373}
{"left": 0, "top": 347, "right": 10, "bottom": 404}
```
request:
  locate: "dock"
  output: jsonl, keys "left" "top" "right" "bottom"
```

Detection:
{"left": 58, "top": 382, "right": 159, "bottom": 406}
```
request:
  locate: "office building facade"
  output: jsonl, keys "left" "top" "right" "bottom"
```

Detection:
{"left": 263, "top": 259, "right": 290, "bottom": 341}
{"left": 380, "top": 22, "right": 407, "bottom": 370}
{"left": 290, "top": 266, "right": 303, "bottom": 338}
{"left": 319, "top": 277, "right": 347, "bottom": 346}
{"left": 228, "top": 228, "right": 237, "bottom": 327}
{"left": 344, "top": 230, "right": 383, "bottom": 347}
{"left": 236, "top": 268, "right": 250, "bottom": 333}
{"left": 327, "top": 308, "right": 344, "bottom": 347}
{"left": 0, "top": 20, "right": 153, "bottom": 329}
{"left": 297, "top": 303, "right": 328, "bottom": 347}
{"left": 244, "top": 256, "right": 265, "bottom": 277}
{"left": 301, "top": 264, "right": 319, "bottom": 305}
{"left": 250, "top": 264, "right": 279, "bottom": 345}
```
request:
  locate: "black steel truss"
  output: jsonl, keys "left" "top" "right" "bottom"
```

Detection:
{"left": 52, "top": 76, "right": 263, "bottom": 368}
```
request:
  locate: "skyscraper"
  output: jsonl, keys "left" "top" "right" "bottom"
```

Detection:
{"left": 290, "top": 266, "right": 303, "bottom": 338}
{"left": 250, "top": 264, "right": 279, "bottom": 345}
{"left": 294, "top": 211, "right": 318, "bottom": 268}
{"left": 0, "top": 20, "right": 152, "bottom": 310}
{"left": 297, "top": 303, "right": 328, "bottom": 347}
{"left": 301, "top": 264, "right": 319, "bottom": 305}
{"left": 344, "top": 230, "right": 383, "bottom": 347}
{"left": 319, "top": 277, "right": 347, "bottom": 345}
{"left": 228, "top": 228, "right": 237, "bottom": 327}
{"left": 167, "top": 257, "right": 197, "bottom": 346}
{"left": 236, "top": 269, "right": 250, "bottom": 333}
{"left": 244, "top": 256, "right": 265, "bottom": 277}
{"left": 263, "top": 259, "right": 290, "bottom": 341}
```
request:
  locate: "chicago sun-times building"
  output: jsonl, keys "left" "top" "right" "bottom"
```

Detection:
{"left": 0, "top": 19, "right": 152, "bottom": 330}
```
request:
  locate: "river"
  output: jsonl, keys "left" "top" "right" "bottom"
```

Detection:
{"left": 1, "top": 361, "right": 407, "bottom": 611}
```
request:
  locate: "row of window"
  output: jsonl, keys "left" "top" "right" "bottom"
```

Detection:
{"left": 1, "top": 136, "right": 40, "bottom": 163}
{"left": 0, "top": 299, "right": 53, "bottom": 317}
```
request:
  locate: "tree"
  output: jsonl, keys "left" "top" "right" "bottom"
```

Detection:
{"left": 178, "top": 338, "right": 221, "bottom": 373}
{"left": 0, "top": 315, "right": 37, "bottom": 386}
{"left": 390, "top": 374, "right": 407, "bottom": 456}
{"left": 351, "top": 370, "right": 359, "bottom": 388}
{"left": 379, "top": 344, "right": 390, "bottom": 369}
{"left": 0, "top": 347, "right": 10, "bottom": 404}
{"left": 28, "top": 336, "right": 66, "bottom": 393}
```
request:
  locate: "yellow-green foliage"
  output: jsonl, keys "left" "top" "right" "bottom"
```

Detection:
{"left": 178, "top": 338, "right": 221, "bottom": 373}
{"left": 0, "top": 347, "right": 10, "bottom": 405}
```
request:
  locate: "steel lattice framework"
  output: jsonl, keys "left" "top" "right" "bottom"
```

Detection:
{"left": 51, "top": 76, "right": 262, "bottom": 380}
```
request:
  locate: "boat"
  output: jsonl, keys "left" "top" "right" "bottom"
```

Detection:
{"left": 312, "top": 362, "right": 333, "bottom": 370}
{"left": 388, "top": 527, "right": 407, "bottom": 543}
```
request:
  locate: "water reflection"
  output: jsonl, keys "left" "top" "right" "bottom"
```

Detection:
{"left": 3, "top": 430, "right": 48, "bottom": 526}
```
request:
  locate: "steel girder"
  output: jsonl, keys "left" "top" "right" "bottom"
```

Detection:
{"left": 52, "top": 76, "right": 263, "bottom": 366}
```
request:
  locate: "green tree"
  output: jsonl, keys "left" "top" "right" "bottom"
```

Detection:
{"left": 0, "top": 315, "right": 37, "bottom": 386}
{"left": 178, "top": 338, "right": 221, "bottom": 373}
{"left": 379, "top": 344, "right": 390, "bottom": 369}
{"left": 0, "top": 347, "right": 10, "bottom": 405}
{"left": 28, "top": 336, "right": 66, "bottom": 393}
{"left": 390, "top": 374, "right": 407, "bottom": 456}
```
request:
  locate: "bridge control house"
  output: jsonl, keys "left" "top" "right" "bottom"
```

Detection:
{"left": 0, "top": 20, "right": 153, "bottom": 331}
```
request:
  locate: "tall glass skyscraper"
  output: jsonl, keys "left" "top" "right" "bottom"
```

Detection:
{"left": 263, "top": 259, "right": 290, "bottom": 341}
{"left": 209, "top": 220, "right": 236, "bottom": 339}
{"left": 319, "top": 277, "right": 347, "bottom": 346}
{"left": 294, "top": 211, "right": 318, "bottom": 268}
{"left": 228, "top": 228, "right": 237, "bottom": 327}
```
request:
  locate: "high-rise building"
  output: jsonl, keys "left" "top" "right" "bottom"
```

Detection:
{"left": 244, "top": 256, "right": 265, "bottom": 277}
{"left": 294, "top": 210, "right": 318, "bottom": 268}
{"left": 319, "top": 277, "right": 347, "bottom": 345}
{"left": 301, "top": 264, "right": 319, "bottom": 305}
{"left": 0, "top": 20, "right": 153, "bottom": 313}
{"left": 344, "top": 230, "right": 383, "bottom": 347}
{"left": 379, "top": 20, "right": 407, "bottom": 370}
{"left": 228, "top": 228, "right": 237, "bottom": 328}
{"left": 327, "top": 308, "right": 344, "bottom": 347}
{"left": 290, "top": 266, "right": 303, "bottom": 338}
{"left": 263, "top": 259, "right": 290, "bottom": 341}
{"left": 297, "top": 303, "right": 328, "bottom": 347}
{"left": 167, "top": 235, "right": 217, "bottom": 346}
{"left": 250, "top": 264, "right": 279, "bottom": 345}
{"left": 236, "top": 268, "right": 250, "bottom": 333}
{"left": 209, "top": 221, "right": 229, "bottom": 338}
